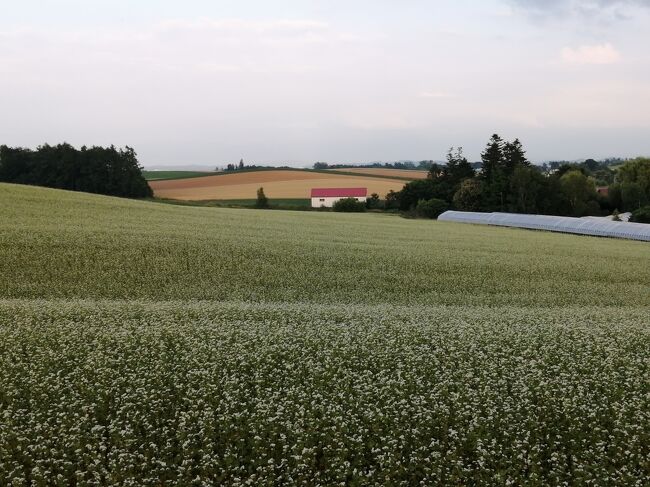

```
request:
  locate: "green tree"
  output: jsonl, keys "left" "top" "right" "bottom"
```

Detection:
{"left": 395, "top": 179, "right": 436, "bottom": 211}
{"left": 445, "top": 147, "right": 476, "bottom": 183}
{"left": 384, "top": 190, "right": 400, "bottom": 209}
{"left": 560, "top": 170, "right": 598, "bottom": 216}
{"left": 453, "top": 179, "right": 484, "bottom": 211}
{"left": 617, "top": 157, "right": 650, "bottom": 200}
{"left": 509, "top": 166, "right": 545, "bottom": 213}
{"left": 630, "top": 205, "right": 650, "bottom": 223}
{"left": 608, "top": 183, "right": 622, "bottom": 212}
{"left": 479, "top": 134, "right": 509, "bottom": 211}
{"left": 621, "top": 182, "right": 648, "bottom": 211}
{"left": 255, "top": 187, "right": 270, "bottom": 208}
{"left": 0, "top": 143, "right": 152, "bottom": 198}
{"left": 332, "top": 197, "right": 366, "bottom": 212}
{"left": 503, "top": 138, "right": 529, "bottom": 174}
{"left": 480, "top": 134, "right": 505, "bottom": 182}
{"left": 366, "top": 193, "right": 382, "bottom": 209}
{"left": 415, "top": 198, "right": 448, "bottom": 219}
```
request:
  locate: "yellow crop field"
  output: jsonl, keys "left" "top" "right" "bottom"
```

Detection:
{"left": 149, "top": 169, "right": 407, "bottom": 200}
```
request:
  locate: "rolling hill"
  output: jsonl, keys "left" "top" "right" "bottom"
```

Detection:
{"left": 1, "top": 183, "right": 648, "bottom": 485}
{"left": 148, "top": 168, "right": 411, "bottom": 200}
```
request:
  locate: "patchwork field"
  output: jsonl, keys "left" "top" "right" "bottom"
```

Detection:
{"left": 1, "top": 183, "right": 649, "bottom": 485}
{"left": 149, "top": 169, "right": 407, "bottom": 200}
{"left": 329, "top": 167, "right": 429, "bottom": 179}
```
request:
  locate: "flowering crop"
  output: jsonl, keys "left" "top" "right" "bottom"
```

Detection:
{"left": 1, "top": 301, "right": 648, "bottom": 485}
{"left": 0, "top": 184, "right": 649, "bottom": 485}
{"left": 1, "top": 183, "right": 649, "bottom": 306}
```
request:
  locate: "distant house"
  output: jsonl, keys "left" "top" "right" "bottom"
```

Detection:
{"left": 311, "top": 187, "right": 367, "bottom": 208}
{"left": 596, "top": 186, "right": 609, "bottom": 197}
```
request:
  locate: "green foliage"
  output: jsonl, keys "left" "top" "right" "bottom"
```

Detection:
{"left": 255, "top": 186, "right": 270, "bottom": 208}
{"left": 560, "top": 170, "right": 598, "bottom": 216}
{"left": 630, "top": 205, "right": 650, "bottom": 223}
{"left": 365, "top": 192, "right": 383, "bottom": 209}
{"left": 617, "top": 157, "right": 650, "bottom": 196}
{"left": 508, "top": 166, "right": 546, "bottom": 213}
{"left": 0, "top": 143, "right": 152, "bottom": 198}
{"left": 453, "top": 178, "right": 484, "bottom": 211}
{"left": 396, "top": 179, "right": 437, "bottom": 210}
{"left": 480, "top": 133, "right": 505, "bottom": 183}
{"left": 395, "top": 147, "right": 475, "bottom": 211}
{"left": 621, "top": 182, "right": 648, "bottom": 211}
{"left": 479, "top": 135, "right": 531, "bottom": 212}
{"left": 384, "top": 189, "right": 400, "bottom": 209}
{"left": 415, "top": 198, "right": 448, "bottom": 219}
{"left": 332, "top": 197, "right": 366, "bottom": 212}
{"left": 390, "top": 135, "right": 639, "bottom": 218}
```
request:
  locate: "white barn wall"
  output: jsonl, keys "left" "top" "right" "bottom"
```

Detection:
{"left": 311, "top": 196, "right": 366, "bottom": 208}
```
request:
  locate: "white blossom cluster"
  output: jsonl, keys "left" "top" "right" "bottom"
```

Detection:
{"left": 1, "top": 300, "right": 648, "bottom": 486}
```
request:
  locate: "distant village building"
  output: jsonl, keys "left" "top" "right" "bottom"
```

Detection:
{"left": 311, "top": 188, "right": 367, "bottom": 208}
{"left": 596, "top": 186, "right": 609, "bottom": 197}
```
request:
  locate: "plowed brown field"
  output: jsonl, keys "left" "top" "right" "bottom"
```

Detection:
{"left": 149, "top": 170, "right": 407, "bottom": 200}
{"left": 330, "top": 168, "right": 429, "bottom": 179}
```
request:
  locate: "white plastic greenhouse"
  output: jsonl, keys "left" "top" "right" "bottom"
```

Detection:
{"left": 437, "top": 211, "right": 650, "bottom": 242}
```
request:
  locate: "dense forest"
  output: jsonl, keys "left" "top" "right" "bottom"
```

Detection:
{"left": 387, "top": 135, "right": 650, "bottom": 220}
{"left": 0, "top": 144, "right": 152, "bottom": 198}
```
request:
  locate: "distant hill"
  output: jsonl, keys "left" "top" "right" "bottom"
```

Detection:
{"left": 143, "top": 170, "right": 214, "bottom": 181}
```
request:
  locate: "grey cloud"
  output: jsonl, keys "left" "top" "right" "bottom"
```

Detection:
{"left": 509, "top": 0, "right": 650, "bottom": 21}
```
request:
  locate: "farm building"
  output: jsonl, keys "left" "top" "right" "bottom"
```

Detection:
{"left": 311, "top": 187, "right": 367, "bottom": 208}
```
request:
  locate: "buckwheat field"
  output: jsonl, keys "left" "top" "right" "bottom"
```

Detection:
{"left": 1, "top": 183, "right": 649, "bottom": 486}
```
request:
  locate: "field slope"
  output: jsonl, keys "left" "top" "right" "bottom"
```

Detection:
{"left": 1, "top": 183, "right": 648, "bottom": 485}
{"left": 148, "top": 169, "right": 408, "bottom": 200}
{"left": 328, "top": 167, "right": 429, "bottom": 179}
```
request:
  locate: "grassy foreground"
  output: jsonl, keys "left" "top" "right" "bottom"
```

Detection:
{"left": 1, "top": 183, "right": 649, "bottom": 485}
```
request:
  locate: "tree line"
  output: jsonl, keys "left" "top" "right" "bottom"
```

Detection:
{"left": 387, "top": 134, "right": 650, "bottom": 220}
{"left": 0, "top": 143, "right": 152, "bottom": 198}
{"left": 314, "top": 161, "right": 435, "bottom": 170}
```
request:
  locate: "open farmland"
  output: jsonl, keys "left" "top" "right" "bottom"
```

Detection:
{"left": 328, "top": 167, "right": 429, "bottom": 179}
{"left": 148, "top": 169, "right": 407, "bottom": 200}
{"left": 142, "top": 170, "right": 213, "bottom": 181}
{"left": 1, "top": 183, "right": 649, "bottom": 485}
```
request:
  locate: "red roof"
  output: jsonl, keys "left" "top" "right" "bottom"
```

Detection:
{"left": 311, "top": 187, "right": 367, "bottom": 198}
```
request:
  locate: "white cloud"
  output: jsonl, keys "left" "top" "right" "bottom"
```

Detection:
{"left": 561, "top": 43, "right": 621, "bottom": 64}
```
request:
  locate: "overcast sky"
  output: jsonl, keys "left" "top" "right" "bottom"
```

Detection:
{"left": 1, "top": 0, "right": 649, "bottom": 166}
